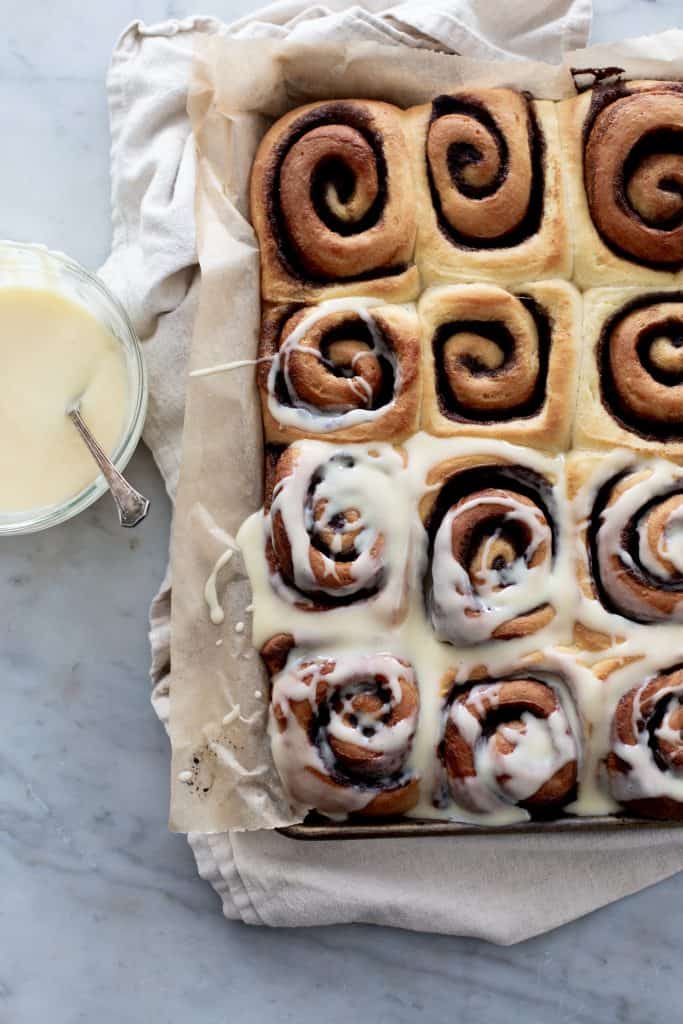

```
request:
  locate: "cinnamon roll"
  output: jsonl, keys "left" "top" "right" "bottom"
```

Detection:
{"left": 437, "top": 672, "right": 579, "bottom": 817}
{"left": 560, "top": 81, "right": 683, "bottom": 288}
{"left": 250, "top": 100, "right": 419, "bottom": 303}
{"left": 258, "top": 299, "right": 421, "bottom": 443}
{"left": 269, "top": 652, "right": 420, "bottom": 818}
{"left": 419, "top": 280, "right": 580, "bottom": 450}
{"left": 407, "top": 88, "right": 571, "bottom": 286}
{"left": 575, "top": 286, "right": 683, "bottom": 457}
{"left": 606, "top": 664, "right": 683, "bottom": 820}
{"left": 419, "top": 448, "right": 568, "bottom": 646}
{"left": 569, "top": 450, "right": 683, "bottom": 628}
{"left": 263, "top": 440, "right": 410, "bottom": 616}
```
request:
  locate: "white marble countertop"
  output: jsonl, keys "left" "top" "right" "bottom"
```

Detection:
{"left": 3, "top": 2, "right": 683, "bottom": 1021}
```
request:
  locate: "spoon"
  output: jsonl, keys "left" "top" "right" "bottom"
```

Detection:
{"left": 67, "top": 402, "right": 150, "bottom": 528}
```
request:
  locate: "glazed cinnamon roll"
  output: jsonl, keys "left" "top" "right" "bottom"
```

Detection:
{"left": 269, "top": 652, "right": 420, "bottom": 818}
{"left": 250, "top": 100, "right": 419, "bottom": 303}
{"left": 258, "top": 300, "right": 421, "bottom": 443}
{"left": 560, "top": 80, "right": 683, "bottom": 288}
{"left": 570, "top": 451, "right": 683, "bottom": 627}
{"left": 263, "top": 441, "right": 410, "bottom": 616}
{"left": 437, "top": 673, "right": 579, "bottom": 816}
{"left": 575, "top": 287, "right": 683, "bottom": 458}
{"left": 407, "top": 88, "right": 570, "bottom": 286}
{"left": 419, "top": 448, "right": 568, "bottom": 646}
{"left": 419, "top": 280, "right": 580, "bottom": 450}
{"left": 606, "top": 664, "right": 683, "bottom": 820}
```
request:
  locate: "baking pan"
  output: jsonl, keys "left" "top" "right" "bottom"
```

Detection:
{"left": 280, "top": 814, "right": 683, "bottom": 841}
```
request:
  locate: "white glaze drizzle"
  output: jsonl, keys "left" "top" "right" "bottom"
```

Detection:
{"left": 204, "top": 537, "right": 239, "bottom": 625}
{"left": 237, "top": 434, "right": 611, "bottom": 823}
{"left": 596, "top": 660, "right": 683, "bottom": 805}
{"left": 222, "top": 705, "right": 241, "bottom": 727}
{"left": 265, "top": 440, "right": 412, "bottom": 617}
{"left": 430, "top": 493, "right": 554, "bottom": 645}
{"left": 596, "top": 457, "right": 683, "bottom": 622}
{"left": 573, "top": 449, "right": 683, "bottom": 635}
{"left": 441, "top": 677, "right": 578, "bottom": 815}
{"left": 269, "top": 653, "right": 418, "bottom": 816}
{"left": 563, "top": 449, "right": 683, "bottom": 814}
{"left": 265, "top": 298, "right": 402, "bottom": 433}
{"left": 190, "top": 356, "right": 273, "bottom": 379}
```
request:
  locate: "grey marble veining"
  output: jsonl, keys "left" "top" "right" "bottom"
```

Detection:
{"left": 2, "top": 3, "right": 683, "bottom": 1023}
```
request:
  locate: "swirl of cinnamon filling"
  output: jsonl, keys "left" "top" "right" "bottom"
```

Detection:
{"left": 265, "top": 442, "right": 406, "bottom": 609}
{"left": 431, "top": 286, "right": 549, "bottom": 422}
{"left": 607, "top": 665, "right": 683, "bottom": 819}
{"left": 588, "top": 462, "right": 683, "bottom": 623}
{"left": 584, "top": 83, "right": 683, "bottom": 268}
{"left": 260, "top": 101, "right": 416, "bottom": 283}
{"left": 439, "top": 677, "right": 578, "bottom": 816}
{"left": 426, "top": 89, "right": 543, "bottom": 249}
{"left": 424, "top": 464, "right": 558, "bottom": 645}
{"left": 598, "top": 292, "right": 683, "bottom": 440}
{"left": 269, "top": 653, "right": 420, "bottom": 818}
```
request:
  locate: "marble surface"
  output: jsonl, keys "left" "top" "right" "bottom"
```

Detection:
{"left": 2, "top": 2, "right": 683, "bottom": 1022}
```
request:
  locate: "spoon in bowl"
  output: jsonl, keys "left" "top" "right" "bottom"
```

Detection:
{"left": 67, "top": 400, "right": 150, "bottom": 528}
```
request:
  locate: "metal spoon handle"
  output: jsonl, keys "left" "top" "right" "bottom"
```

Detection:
{"left": 68, "top": 408, "right": 150, "bottom": 528}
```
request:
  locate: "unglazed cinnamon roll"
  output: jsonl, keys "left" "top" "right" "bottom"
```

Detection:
{"left": 418, "top": 446, "right": 569, "bottom": 646}
{"left": 437, "top": 673, "right": 579, "bottom": 817}
{"left": 258, "top": 299, "right": 421, "bottom": 443}
{"left": 560, "top": 80, "right": 683, "bottom": 288}
{"left": 407, "top": 88, "right": 570, "bottom": 286}
{"left": 262, "top": 440, "right": 410, "bottom": 617}
{"left": 419, "top": 280, "right": 580, "bottom": 450}
{"left": 575, "top": 287, "right": 683, "bottom": 458}
{"left": 606, "top": 664, "right": 683, "bottom": 820}
{"left": 269, "top": 652, "right": 420, "bottom": 818}
{"left": 250, "top": 100, "right": 419, "bottom": 303}
{"left": 569, "top": 450, "right": 683, "bottom": 629}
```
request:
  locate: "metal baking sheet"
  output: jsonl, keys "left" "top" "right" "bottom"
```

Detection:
{"left": 280, "top": 814, "right": 683, "bottom": 841}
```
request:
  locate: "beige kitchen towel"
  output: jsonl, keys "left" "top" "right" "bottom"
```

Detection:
{"left": 99, "top": 3, "right": 683, "bottom": 942}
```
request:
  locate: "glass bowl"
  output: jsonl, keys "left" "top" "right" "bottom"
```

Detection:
{"left": 0, "top": 241, "right": 148, "bottom": 535}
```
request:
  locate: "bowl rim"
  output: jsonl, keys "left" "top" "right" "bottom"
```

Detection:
{"left": 0, "top": 241, "right": 148, "bottom": 536}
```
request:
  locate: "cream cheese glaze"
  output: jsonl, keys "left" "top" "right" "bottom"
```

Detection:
{"left": 237, "top": 435, "right": 613, "bottom": 822}
{"left": 234, "top": 436, "right": 683, "bottom": 822}
{"left": 264, "top": 441, "right": 413, "bottom": 619}
{"left": 439, "top": 677, "right": 579, "bottom": 814}
{"left": 269, "top": 652, "right": 419, "bottom": 818}
{"left": 601, "top": 659, "right": 683, "bottom": 810}
{"left": 264, "top": 298, "right": 399, "bottom": 433}
{"left": 0, "top": 286, "right": 129, "bottom": 513}
{"left": 572, "top": 450, "right": 683, "bottom": 643}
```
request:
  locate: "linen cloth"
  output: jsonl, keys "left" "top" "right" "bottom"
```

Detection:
{"left": 100, "top": 0, "right": 683, "bottom": 942}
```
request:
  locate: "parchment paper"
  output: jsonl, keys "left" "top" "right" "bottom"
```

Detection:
{"left": 170, "top": 31, "right": 683, "bottom": 834}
